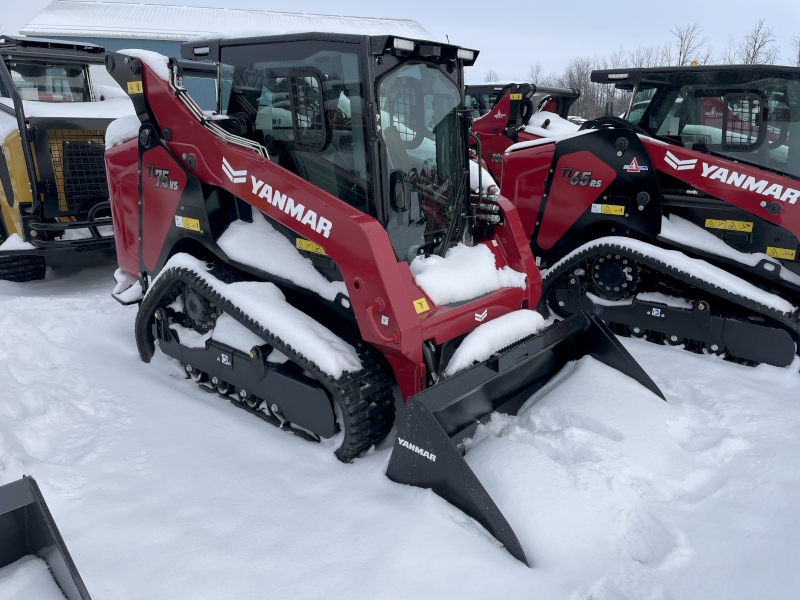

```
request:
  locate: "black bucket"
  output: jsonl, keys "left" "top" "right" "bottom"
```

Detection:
{"left": 386, "top": 312, "right": 664, "bottom": 566}
{"left": 0, "top": 475, "right": 91, "bottom": 599}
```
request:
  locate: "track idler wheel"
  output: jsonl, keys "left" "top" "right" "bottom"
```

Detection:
{"left": 590, "top": 253, "right": 639, "bottom": 299}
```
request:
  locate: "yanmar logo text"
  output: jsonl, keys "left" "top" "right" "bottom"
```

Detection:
{"left": 221, "top": 156, "right": 333, "bottom": 238}
{"left": 700, "top": 162, "right": 799, "bottom": 204}
{"left": 397, "top": 437, "right": 436, "bottom": 462}
{"left": 251, "top": 177, "right": 333, "bottom": 237}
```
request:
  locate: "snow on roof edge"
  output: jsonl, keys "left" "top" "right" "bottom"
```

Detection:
{"left": 21, "top": 1, "right": 437, "bottom": 42}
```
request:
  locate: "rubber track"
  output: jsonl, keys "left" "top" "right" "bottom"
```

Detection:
{"left": 541, "top": 241, "right": 800, "bottom": 338}
{"left": 137, "top": 263, "right": 396, "bottom": 463}
{"left": 0, "top": 255, "right": 46, "bottom": 282}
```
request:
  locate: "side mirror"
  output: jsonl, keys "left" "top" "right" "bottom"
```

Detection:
{"left": 722, "top": 92, "right": 766, "bottom": 152}
{"left": 390, "top": 170, "right": 411, "bottom": 213}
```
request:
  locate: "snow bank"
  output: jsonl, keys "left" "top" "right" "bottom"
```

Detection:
{"left": 105, "top": 115, "right": 141, "bottom": 149}
{"left": 0, "top": 555, "right": 65, "bottom": 600}
{"left": 410, "top": 243, "right": 526, "bottom": 305}
{"left": 0, "top": 97, "right": 134, "bottom": 120}
{"left": 445, "top": 310, "right": 545, "bottom": 375}
{"left": 217, "top": 211, "right": 347, "bottom": 302}
{"left": 469, "top": 159, "right": 496, "bottom": 192}
{"left": 0, "top": 234, "right": 35, "bottom": 252}
{"left": 523, "top": 111, "right": 580, "bottom": 138}
{"left": 542, "top": 236, "right": 796, "bottom": 314}
{"left": 117, "top": 49, "right": 171, "bottom": 82}
{"left": 153, "top": 253, "right": 360, "bottom": 378}
{"left": 3, "top": 255, "right": 800, "bottom": 598}
{"left": 660, "top": 214, "right": 800, "bottom": 286}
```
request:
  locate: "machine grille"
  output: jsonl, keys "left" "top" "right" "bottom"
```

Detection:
{"left": 46, "top": 130, "right": 107, "bottom": 212}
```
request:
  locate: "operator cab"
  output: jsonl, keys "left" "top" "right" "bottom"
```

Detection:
{"left": 594, "top": 65, "right": 800, "bottom": 179}
{"left": 465, "top": 82, "right": 579, "bottom": 119}
{"left": 182, "top": 34, "right": 479, "bottom": 263}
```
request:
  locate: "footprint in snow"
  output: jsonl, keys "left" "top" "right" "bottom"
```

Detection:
{"left": 617, "top": 508, "right": 675, "bottom": 567}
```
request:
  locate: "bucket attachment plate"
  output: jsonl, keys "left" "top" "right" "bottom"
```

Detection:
{"left": 0, "top": 475, "right": 91, "bottom": 599}
{"left": 386, "top": 312, "right": 664, "bottom": 566}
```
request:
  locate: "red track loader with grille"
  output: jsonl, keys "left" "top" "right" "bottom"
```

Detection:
{"left": 103, "top": 36, "right": 663, "bottom": 565}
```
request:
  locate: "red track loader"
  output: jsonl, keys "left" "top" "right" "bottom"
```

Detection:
{"left": 465, "top": 82, "right": 579, "bottom": 120}
{"left": 470, "top": 82, "right": 581, "bottom": 186}
{"left": 103, "top": 35, "right": 663, "bottom": 565}
{"left": 495, "top": 65, "right": 800, "bottom": 368}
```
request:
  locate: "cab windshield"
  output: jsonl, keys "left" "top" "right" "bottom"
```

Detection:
{"left": 4, "top": 62, "right": 89, "bottom": 102}
{"left": 629, "top": 76, "right": 800, "bottom": 179}
{"left": 378, "top": 63, "right": 465, "bottom": 261}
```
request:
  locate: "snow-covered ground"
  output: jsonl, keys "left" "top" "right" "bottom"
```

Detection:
{"left": 1, "top": 256, "right": 799, "bottom": 599}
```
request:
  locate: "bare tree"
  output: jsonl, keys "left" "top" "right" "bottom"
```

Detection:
{"left": 629, "top": 45, "right": 665, "bottom": 68}
{"left": 671, "top": 23, "right": 709, "bottom": 65}
{"left": 527, "top": 62, "right": 544, "bottom": 85}
{"left": 737, "top": 18, "right": 779, "bottom": 64}
{"left": 792, "top": 37, "right": 800, "bottom": 67}
{"left": 484, "top": 69, "right": 500, "bottom": 83}
{"left": 718, "top": 35, "right": 739, "bottom": 64}
{"left": 659, "top": 40, "right": 674, "bottom": 66}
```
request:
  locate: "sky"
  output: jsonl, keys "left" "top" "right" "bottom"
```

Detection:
{"left": 3, "top": 0, "right": 800, "bottom": 83}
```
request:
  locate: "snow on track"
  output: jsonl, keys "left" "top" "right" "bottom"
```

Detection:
{"left": 1, "top": 256, "right": 799, "bottom": 599}
{"left": 542, "top": 235, "right": 797, "bottom": 314}
{"left": 152, "top": 253, "right": 360, "bottom": 378}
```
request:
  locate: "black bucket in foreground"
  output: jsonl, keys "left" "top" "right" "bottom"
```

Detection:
{"left": 0, "top": 475, "right": 91, "bottom": 599}
{"left": 386, "top": 312, "right": 665, "bottom": 566}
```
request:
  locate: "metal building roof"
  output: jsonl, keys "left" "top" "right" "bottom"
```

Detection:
{"left": 20, "top": 1, "right": 437, "bottom": 42}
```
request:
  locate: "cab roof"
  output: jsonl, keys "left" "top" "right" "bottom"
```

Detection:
{"left": 0, "top": 34, "right": 105, "bottom": 64}
{"left": 592, "top": 64, "right": 800, "bottom": 90}
{"left": 181, "top": 32, "right": 478, "bottom": 67}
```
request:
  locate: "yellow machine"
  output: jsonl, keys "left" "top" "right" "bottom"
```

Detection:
{"left": 0, "top": 34, "right": 132, "bottom": 281}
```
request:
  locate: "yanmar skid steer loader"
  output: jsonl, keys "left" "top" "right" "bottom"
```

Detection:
{"left": 0, "top": 35, "right": 133, "bottom": 282}
{"left": 470, "top": 82, "right": 581, "bottom": 185}
{"left": 103, "top": 34, "right": 663, "bottom": 565}
{"left": 495, "top": 65, "right": 800, "bottom": 369}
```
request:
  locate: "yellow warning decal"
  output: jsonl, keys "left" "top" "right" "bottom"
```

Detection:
{"left": 174, "top": 215, "right": 200, "bottom": 232}
{"left": 704, "top": 219, "right": 753, "bottom": 232}
{"left": 127, "top": 81, "right": 143, "bottom": 94}
{"left": 509, "top": 93, "right": 523, "bottom": 100}
{"left": 413, "top": 297, "right": 430, "bottom": 314}
{"left": 591, "top": 203, "right": 625, "bottom": 216}
{"left": 296, "top": 238, "right": 327, "bottom": 255}
{"left": 766, "top": 246, "right": 797, "bottom": 260}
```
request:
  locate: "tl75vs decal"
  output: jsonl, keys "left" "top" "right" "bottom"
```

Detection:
{"left": 146, "top": 164, "right": 180, "bottom": 191}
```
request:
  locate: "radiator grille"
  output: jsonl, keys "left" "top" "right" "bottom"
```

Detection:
{"left": 46, "top": 130, "right": 108, "bottom": 212}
